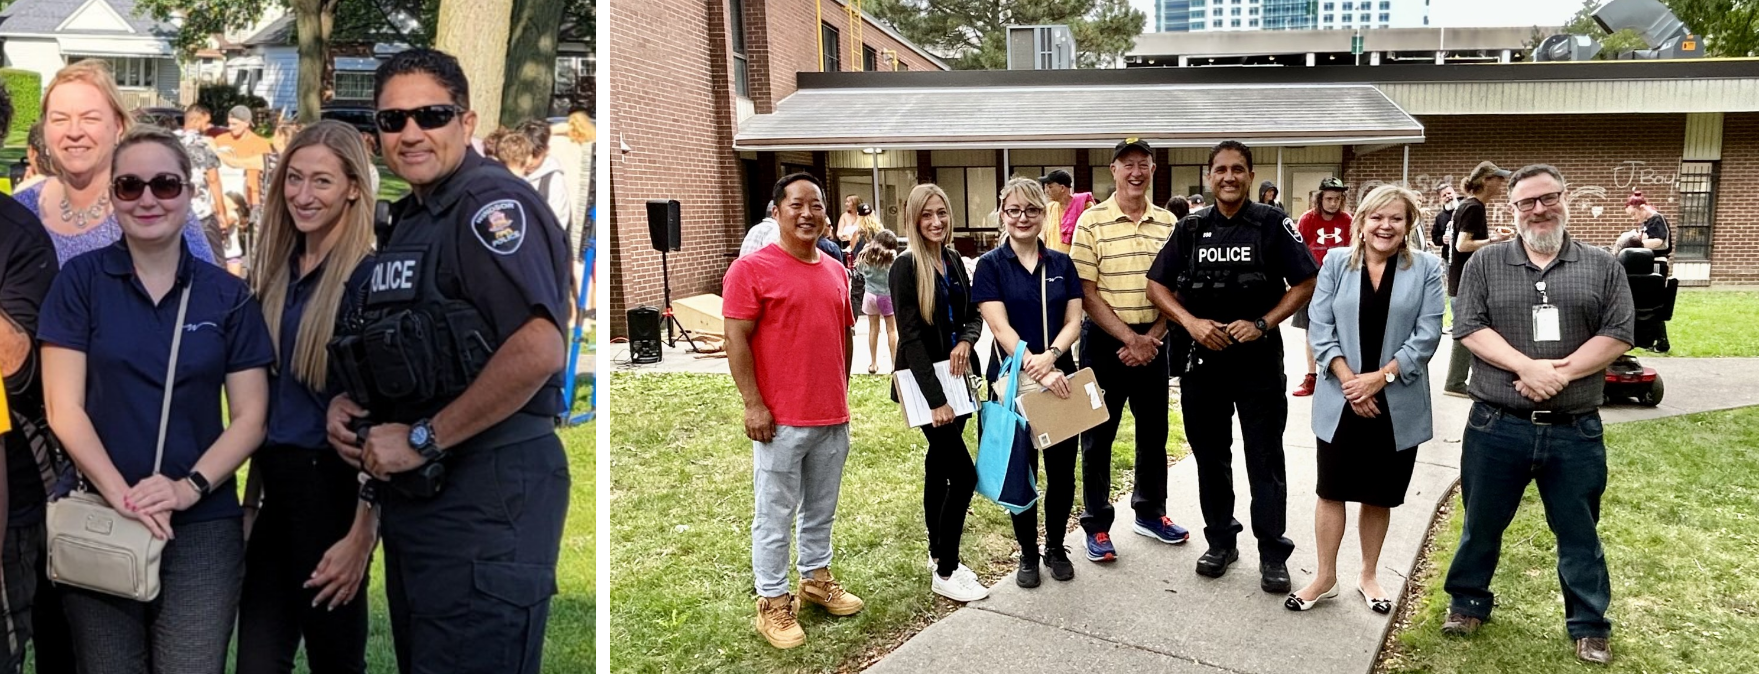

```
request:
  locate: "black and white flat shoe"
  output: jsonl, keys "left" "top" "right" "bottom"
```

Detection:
{"left": 1359, "top": 586, "right": 1393, "bottom": 614}
{"left": 1283, "top": 585, "right": 1338, "bottom": 611}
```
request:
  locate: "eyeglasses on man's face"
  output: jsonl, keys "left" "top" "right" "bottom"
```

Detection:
{"left": 1512, "top": 191, "right": 1564, "bottom": 213}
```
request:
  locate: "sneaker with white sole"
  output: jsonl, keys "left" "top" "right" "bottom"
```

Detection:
{"left": 931, "top": 564, "right": 989, "bottom": 602}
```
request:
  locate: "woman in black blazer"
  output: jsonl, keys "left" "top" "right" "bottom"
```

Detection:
{"left": 891, "top": 183, "right": 988, "bottom": 603}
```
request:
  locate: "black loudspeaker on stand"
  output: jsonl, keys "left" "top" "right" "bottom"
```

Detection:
{"left": 646, "top": 199, "right": 698, "bottom": 352}
{"left": 627, "top": 307, "right": 662, "bottom": 364}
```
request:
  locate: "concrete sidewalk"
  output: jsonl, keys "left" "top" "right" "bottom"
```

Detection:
{"left": 859, "top": 335, "right": 1759, "bottom": 674}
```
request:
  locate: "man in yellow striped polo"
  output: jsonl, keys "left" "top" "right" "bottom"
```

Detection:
{"left": 1069, "top": 138, "right": 1191, "bottom": 563}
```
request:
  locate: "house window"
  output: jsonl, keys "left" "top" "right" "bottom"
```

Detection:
{"left": 821, "top": 23, "right": 840, "bottom": 71}
{"left": 730, "top": 0, "right": 749, "bottom": 96}
{"left": 1675, "top": 161, "right": 1717, "bottom": 259}
{"left": 863, "top": 44, "right": 878, "bottom": 71}
{"left": 95, "top": 56, "right": 155, "bottom": 89}
{"left": 334, "top": 71, "right": 373, "bottom": 102}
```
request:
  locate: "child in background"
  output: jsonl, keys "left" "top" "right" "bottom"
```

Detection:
{"left": 855, "top": 229, "right": 899, "bottom": 374}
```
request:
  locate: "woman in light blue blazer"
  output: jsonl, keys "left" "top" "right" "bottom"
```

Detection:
{"left": 1286, "top": 185, "right": 1445, "bottom": 614}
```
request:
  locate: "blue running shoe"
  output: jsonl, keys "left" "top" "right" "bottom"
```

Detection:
{"left": 1085, "top": 532, "right": 1117, "bottom": 563}
{"left": 1133, "top": 516, "right": 1191, "bottom": 545}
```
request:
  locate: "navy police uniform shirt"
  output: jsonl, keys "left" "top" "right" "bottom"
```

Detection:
{"left": 38, "top": 240, "right": 274, "bottom": 525}
{"left": 0, "top": 193, "right": 58, "bottom": 524}
{"left": 380, "top": 148, "right": 571, "bottom": 418}
{"left": 1147, "top": 201, "right": 1318, "bottom": 343}
{"left": 266, "top": 245, "right": 376, "bottom": 450}
{"left": 971, "top": 242, "right": 1083, "bottom": 382}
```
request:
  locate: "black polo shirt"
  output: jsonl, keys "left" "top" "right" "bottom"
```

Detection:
{"left": 0, "top": 193, "right": 56, "bottom": 523}
{"left": 970, "top": 242, "right": 1083, "bottom": 382}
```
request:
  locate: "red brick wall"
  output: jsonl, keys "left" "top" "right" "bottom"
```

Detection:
{"left": 1712, "top": 113, "right": 1759, "bottom": 284}
{"left": 608, "top": 0, "right": 944, "bottom": 335}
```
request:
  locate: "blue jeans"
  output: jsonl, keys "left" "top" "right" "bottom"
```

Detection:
{"left": 1444, "top": 403, "right": 1612, "bottom": 639}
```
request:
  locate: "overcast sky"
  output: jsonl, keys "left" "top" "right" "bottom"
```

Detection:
{"left": 1128, "top": 0, "right": 1582, "bottom": 28}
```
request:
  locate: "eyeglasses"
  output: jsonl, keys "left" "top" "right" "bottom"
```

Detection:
{"left": 1001, "top": 206, "right": 1045, "bottom": 220}
{"left": 1512, "top": 191, "right": 1564, "bottom": 213}
{"left": 111, "top": 173, "right": 186, "bottom": 201}
{"left": 374, "top": 104, "right": 465, "bottom": 133}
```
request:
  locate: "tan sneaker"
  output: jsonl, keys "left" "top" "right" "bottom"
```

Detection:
{"left": 754, "top": 594, "right": 805, "bottom": 649}
{"left": 800, "top": 568, "right": 865, "bottom": 616}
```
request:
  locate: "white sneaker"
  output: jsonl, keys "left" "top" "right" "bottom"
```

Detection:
{"left": 932, "top": 564, "right": 989, "bottom": 602}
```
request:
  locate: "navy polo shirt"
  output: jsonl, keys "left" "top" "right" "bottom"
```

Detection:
{"left": 266, "top": 249, "right": 375, "bottom": 450}
{"left": 38, "top": 241, "right": 275, "bottom": 524}
{"left": 971, "top": 242, "right": 1084, "bottom": 382}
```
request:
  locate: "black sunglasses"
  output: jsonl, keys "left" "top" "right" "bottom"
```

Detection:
{"left": 111, "top": 173, "right": 187, "bottom": 202}
{"left": 374, "top": 104, "right": 465, "bottom": 133}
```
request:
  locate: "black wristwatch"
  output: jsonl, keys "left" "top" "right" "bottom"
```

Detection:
{"left": 409, "top": 419, "right": 444, "bottom": 462}
{"left": 186, "top": 470, "right": 211, "bottom": 497}
{"left": 1254, "top": 317, "right": 1269, "bottom": 333}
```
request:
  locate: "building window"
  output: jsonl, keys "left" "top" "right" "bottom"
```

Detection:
{"left": 1379, "top": 12, "right": 1389, "bottom": 21}
{"left": 1380, "top": 0, "right": 1390, "bottom": 7}
{"left": 1250, "top": 7, "right": 1259, "bottom": 15}
{"left": 1213, "top": 19, "right": 1222, "bottom": 26}
{"left": 1250, "top": 18, "right": 1259, "bottom": 25}
{"left": 1675, "top": 161, "right": 1717, "bottom": 259}
{"left": 91, "top": 56, "right": 156, "bottom": 89}
{"left": 1192, "top": 9, "right": 1205, "bottom": 18}
{"left": 333, "top": 71, "right": 373, "bottom": 101}
{"left": 1231, "top": 18, "right": 1240, "bottom": 26}
{"left": 821, "top": 23, "right": 840, "bottom": 71}
{"left": 729, "top": 0, "right": 749, "bottom": 96}
{"left": 1323, "top": 13, "right": 1334, "bottom": 21}
{"left": 863, "top": 44, "right": 878, "bottom": 71}
{"left": 1231, "top": 7, "right": 1240, "bottom": 15}
{"left": 1360, "top": 13, "right": 1371, "bottom": 21}
{"left": 1342, "top": 2, "right": 1352, "bottom": 9}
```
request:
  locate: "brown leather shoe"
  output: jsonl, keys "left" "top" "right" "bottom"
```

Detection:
{"left": 800, "top": 568, "right": 865, "bottom": 616}
{"left": 1440, "top": 612, "right": 1483, "bottom": 636}
{"left": 1575, "top": 637, "right": 1612, "bottom": 665}
{"left": 754, "top": 594, "right": 805, "bottom": 649}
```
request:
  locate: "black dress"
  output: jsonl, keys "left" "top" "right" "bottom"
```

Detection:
{"left": 1315, "top": 260, "right": 1419, "bottom": 508}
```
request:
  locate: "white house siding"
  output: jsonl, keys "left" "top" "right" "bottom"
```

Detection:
{"left": 2, "top": 38, "right": 67, "bottom": 87}
{"left": 152, "top": 57, "right": 177, "bottom": 105}
{"left": 256, "top": 46, "right": 298, "bottom": 117}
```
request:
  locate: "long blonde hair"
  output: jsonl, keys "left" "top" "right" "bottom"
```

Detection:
{"left": 1347, "top": 185, "right": 1422, "bottom": 270}
{"left": 567, "top": 110, "right": 593, "bottom": 145}
{"left": 250, "top": 121, "right": 377, "bottom": 390}
{"left": 905, "top": 183, "right": 953, "bottom": 325}
{"left": 44, "top": 59, "right": 133, "bottom": 135}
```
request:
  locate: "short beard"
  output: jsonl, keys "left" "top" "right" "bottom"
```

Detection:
{"left": 1520, "top": 219, "right": 1567, "bottom": 255}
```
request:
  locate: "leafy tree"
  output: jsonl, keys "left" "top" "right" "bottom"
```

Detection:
{"left": 867, "top": 0, "right": 1147, "bottom": 69}
{"left": 1561, "top": 0, "right": 1649, "bottom": 57}
{"left": 1666, "top": 0, "right": 1759, "bottom": 56}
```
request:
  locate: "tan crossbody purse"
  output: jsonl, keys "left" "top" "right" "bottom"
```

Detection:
{"left": 44, "top": 283, "right": 189, "bottom": 602}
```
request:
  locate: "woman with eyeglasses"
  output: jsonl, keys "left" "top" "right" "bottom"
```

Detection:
{"left": 891, "top": 183, "right": 989, "bottom": 603}
{"left": 971, "top": 178, "right": 1085, "bottom": 588}
{"left": 14, "top": 60, "right": 216, "bottom": 267}
{"left": 38, "top": 126, "right": 273, "bottom": 672}
{"left": 234, "top": 121, "right": 379, "bottom": 674}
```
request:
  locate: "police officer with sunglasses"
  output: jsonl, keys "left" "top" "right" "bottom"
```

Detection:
{"left": 323, "top": 48, "right": 571, "bottom": 674}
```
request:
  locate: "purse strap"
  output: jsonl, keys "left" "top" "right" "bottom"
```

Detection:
{"left": 1040, "top": 258, "right": 1050, "bottom": 358}
{"left": 153, "top": 283, "right": 192, "bottom": 475}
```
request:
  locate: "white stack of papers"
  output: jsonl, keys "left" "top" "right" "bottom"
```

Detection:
{"left": 893, "top": 361, "right": 977, "bottom": 427}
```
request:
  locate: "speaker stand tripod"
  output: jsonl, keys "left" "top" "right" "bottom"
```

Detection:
{"left": 660, "top": 249, "right": 699, "bottom": 351}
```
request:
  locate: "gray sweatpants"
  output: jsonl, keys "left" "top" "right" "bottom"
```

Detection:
{"left": 752, "top": 424, "right": 851, "bottom": 598}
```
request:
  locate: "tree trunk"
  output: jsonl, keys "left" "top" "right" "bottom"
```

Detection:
{"left": 437, "top": 0, "right": 514, "bottom": 133}
{"left": 500, "top": 0, "right": 564, "bottom": 126}
{"left": 292, "top": 0, "right": 336, "bottom": 124}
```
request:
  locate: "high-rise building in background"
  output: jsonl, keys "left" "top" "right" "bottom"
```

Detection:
{"left": 1156, "top": 0, "right": 1428, "bottom": 32}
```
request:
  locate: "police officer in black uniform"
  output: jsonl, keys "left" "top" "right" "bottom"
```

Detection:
{"left": 1146, "top": 140, "right": 1319, "bottom": 594}
{"left": 324, "top": 48, "right": 571, "bottom": 674}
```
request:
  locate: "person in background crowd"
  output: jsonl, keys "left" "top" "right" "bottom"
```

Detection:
{"left": 1166, "top": 195, "right": 1190, "bottom": 221}
{"left": 740, "top": 201, "right": 779, "bottom": 258}
{"left": 1071, "top": 138, "right": 1188, "bottom": 563}
{"left": 836, "top": 195, "right": 862, "bottom": 248}
{"left": 1292, "top": 178, "right": 1353, "bottom": 397}
{"left": 1624, "top": 191, "right": 1671, "bottom": 261}
{"left": 547, "top": 108, "right": 593, "bottom": 256}
{"left": 16, "top": 121, "right": 54, "bottom": 193}
{"left": 848, "top": 203, "right": 882, "bottom": 263}
{"left": 1038, "top": 169, "right": 1092, "bottom": 255}
{"left": 973, "top": 177, "right": 1084, "bottom": 588}
{"left": 1443, "top": 162, "right": 1512, "bottom": 398}
{"left": 892, "top": 182, "right": 989, "bottom": 604}
{"left": 1287, "top": 185, "right": 1443, "bottom": 614}
{"left": 855, "top": 229, "right": 899, "bottom": 374}
{"left": 725, "top": 173, "right": 863, "bottom": 650}
{"left": 1259, "top": 181, "right": 1285, "bottom": 212}
{"left": 491, "top": 130, "right": 535, "bottom": 176}
{"left": 1441, "top": 164, "right": 1632, "bottom": 666}
{"left": 176, "top": 104, "right": 233, "bottom": 262}
{"left": 1431, "top": 184, "right": 1458, "bottom": 263}
{"left": 518, "top": 119, "right": 573, "bottom": 230}
{"left": 41, "top": 125, "right": 273, "bottom": 674}
{"left": 214, "top": 105, "right": 270, "bottom": 219}
{"left": 0, "top": 85, "right": 62, "bottom": 674}
{"left": 236, "top": 121, "right": 379, "bottom": 674}
{"left": 15, "top": 59, "right": 216, "bottom": 268}
{"left": 1189, "top": 193, "right": 1206, "bottom": 210}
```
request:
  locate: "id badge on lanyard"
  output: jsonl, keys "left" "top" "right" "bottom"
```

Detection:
{"left": 1532, "top": 280, "right": 1561, "bottom": 342}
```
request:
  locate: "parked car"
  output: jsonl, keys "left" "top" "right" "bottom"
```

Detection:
{"left": 321, "top": 104, "right": 379, "bottom": 151}
{"left": 134, "top": 107, "right": 184, "bottom": 130}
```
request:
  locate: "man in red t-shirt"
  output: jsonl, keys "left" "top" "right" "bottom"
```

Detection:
{"left": 1291, "top": 177, "right": 1353, "bottom": 396}
{"left": 723, "top": 173, "right": 863, "bottom": 650}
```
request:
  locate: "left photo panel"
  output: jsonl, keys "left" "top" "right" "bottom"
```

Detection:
{"left": 0, "top": 0, "right": 597, "bottom": 672}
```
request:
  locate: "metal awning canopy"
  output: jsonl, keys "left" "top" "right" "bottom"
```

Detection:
{"left": 734, "top": 83, "right": 1424, "bottom": 151}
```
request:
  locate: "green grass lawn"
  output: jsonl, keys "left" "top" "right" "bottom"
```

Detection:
{"left": 610, "top": 372, "right": 1184, "bottom": 674}
{"left": 1643, "top": 289, "right": 1759, "bottom": 358}
{"left": 1384, "top": 406, "right": 1759, "bottom": 673}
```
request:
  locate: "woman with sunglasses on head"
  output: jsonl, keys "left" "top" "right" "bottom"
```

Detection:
{"left": 234, "top": 121, "right": 379, "bottom": 674}
{"left": 38, "top": 126, "right": 273, "bottom": 673}
{"left": 14, "top": 60, "right": 216, "bottom": 267}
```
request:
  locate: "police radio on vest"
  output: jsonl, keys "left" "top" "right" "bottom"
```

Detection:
{"left": 1198, "top": 246, "right": 1253, "bottom": 263}
{"left": 372, "top": 259, "right": 417, "bottom": 292}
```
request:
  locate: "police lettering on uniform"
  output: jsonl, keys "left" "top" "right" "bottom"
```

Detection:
{"left": 324, "top": 49, "right": 571, "bottom": 674}
{"left": 1146, "top": 140, "right": 1320, "bottom": 596}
